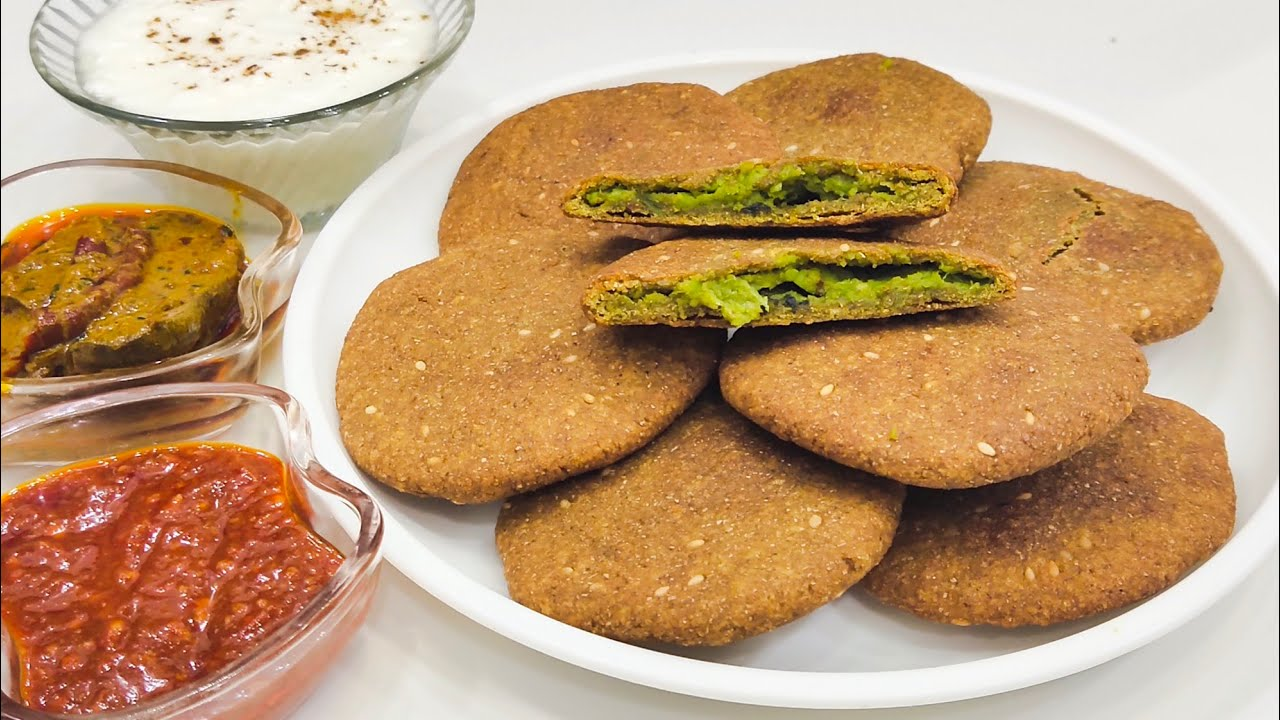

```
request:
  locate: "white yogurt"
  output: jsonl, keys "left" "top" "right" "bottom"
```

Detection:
{"left": 77, "top": 0, "right": 438, "bottom": 121}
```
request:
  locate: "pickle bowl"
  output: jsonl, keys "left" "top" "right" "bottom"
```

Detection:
{"left": 1, "top": 381, "right": 384, "bottom": 720}
{"left": 1, "top": 159, "right": 302, "bottom": 444}
{"left": 29, "top": 0, "right": 476, "bottom": 224}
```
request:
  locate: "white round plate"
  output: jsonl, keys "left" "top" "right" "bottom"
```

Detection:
{"left": 282, "top": 51, "right": 1280, "bottom": 709}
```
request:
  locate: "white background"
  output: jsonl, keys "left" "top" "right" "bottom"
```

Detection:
{"left": 2, "top": 1, "right": 1276, "bottom": 718}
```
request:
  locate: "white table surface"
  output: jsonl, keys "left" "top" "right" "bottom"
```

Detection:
{"left": 2, "top": 1, "right": 1277, "bottom": 717}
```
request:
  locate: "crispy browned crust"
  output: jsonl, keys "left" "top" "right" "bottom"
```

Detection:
{"left": 719, "top": 290, "right": 1149, "bottom": 488}
{"left": 727, "top": 54, "right": 991, "bottom": 184}
{"left": 561, "top": 159, "right": 956, "bottom": 228}
{"left": 580, "top": 238, "right": 1016, "bottom": 328}
{"left": 439, "top": 83, "right": 782, "bottom": 251}
{"left": 893, "top": 161, "right": 1224, "bottom": 344}
{"left": 861, "top": 395, "right": 1236, "bottom": 628}
{"left": 496, "top": 393, "right": 905, "bottom": 646}
{"left": 335, "top": 234, "right": 723, "bottom": 504}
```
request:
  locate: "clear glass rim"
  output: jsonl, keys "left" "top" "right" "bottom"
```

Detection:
{"left": 1, "top": 382, "right": 384, "bottom": 720}
{"left": 28, "top": 0, "right": 475, "bottom": 132}
{"left": 1, "top": 158, "right": 303, "bottom": 396}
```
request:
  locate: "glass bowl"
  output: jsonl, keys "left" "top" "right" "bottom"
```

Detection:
{"left": 29, "top": 0, "right": 476, "bottom": 223}
{"left": 1, "top": 159, "right": 302, "bottom": 433}
{"left": 1, "top": 382, "right": 383, "bottom": 720}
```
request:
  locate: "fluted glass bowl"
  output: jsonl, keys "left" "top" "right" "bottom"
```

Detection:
{"left": 30, "top": 0, "right": 475, "bottom": 222}
{"left": 1, "top": 382, "right": 383, "bottom": 720}
{"left": 1, "top": 159, "right": 302, "bottom": 437}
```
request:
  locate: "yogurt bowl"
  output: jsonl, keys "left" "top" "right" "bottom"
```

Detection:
{"left": 30, "top": 0, "right": 474, "bottom": 223}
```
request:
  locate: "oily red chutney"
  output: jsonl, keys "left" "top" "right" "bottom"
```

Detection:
{"left": 0, "top": 443, "right": 344, "bottom": 715}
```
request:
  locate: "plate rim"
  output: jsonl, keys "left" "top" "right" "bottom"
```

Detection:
{"left": 282, "top": 49, "right": 1280, "bottom": 709}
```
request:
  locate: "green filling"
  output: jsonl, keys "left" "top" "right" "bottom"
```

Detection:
{"left": 607, "top": 262, "right": 993, "bottom": 327}
{"left": 580, "top": 161, "right": 942, "bottom": 217}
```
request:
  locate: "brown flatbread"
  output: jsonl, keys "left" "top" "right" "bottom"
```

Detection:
{"left": 727, "top": 54, "right": 991, "bottom": 184}
{"left": 582, "top": 237, "right": 1015, "bottom": 328}
{"left": 894, "top": 161, "right": 1223, "bottom": 344}
{"left": 562, "top": 158, "right": 955, "bottom": 228}
{"left": 497, "top": 392, "right": 904, "bottom": 646}
{"left": 439, "top": 83, "right": 781, "bottom": 250}
{"left": 720, "top": 290, "right": 1149, "bottom": 489}
{"left": 862, "top": 395, "right": 1236, "bottom": 627}
{"left": 336, "top": 233, "right": 722, "bottom": 504}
